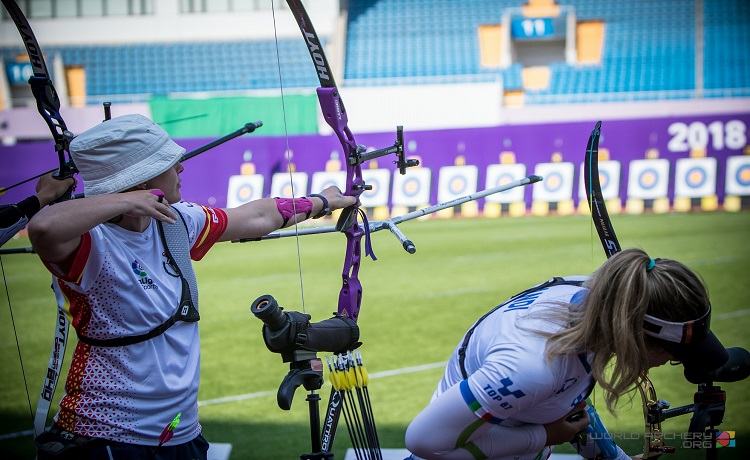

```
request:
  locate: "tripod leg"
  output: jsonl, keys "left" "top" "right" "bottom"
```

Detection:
{"left": 300, "top": 390, "right": 335, "bottom": 460}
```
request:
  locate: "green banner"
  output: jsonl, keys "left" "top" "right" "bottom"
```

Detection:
{"left": 149, "top": 94, "right": 319, "bottom": 138}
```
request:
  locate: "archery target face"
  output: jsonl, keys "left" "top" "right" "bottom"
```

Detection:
{"left": 532, "top": 162, "right": 574, "bottom": 202}
{"left": 438, "top": 165, "right": 478, "bottom": 203}
{"left": 361, "top": 169, "right": 390, "bottom": 207}
{"left": 271, "top": 172, "right": 308, "bottom": 198}
{"left": 227, "top": 175, "right": 264, "bottom": 208}
{"left": 627, "top": 159, "right": 670, "bottom": 200}
{"left": 485, "top": 163, "right": 526, "bottom": 203}
{"left": 392, "top": 168, "right": 431, "bottom": 206}
{"left": 725, "top": 155, "right": 750, "bottom": 195}
{"left": 578, "top": 160, "right": 621, "bottom": 200}
{"left": 674, "top": 157, "right": 716, "bottom": 198}
{"left": 311, "top": 171, "right": 346, "bottom": 195}
{"left": 639, "top": 168, "right": 659, "bottom": 190}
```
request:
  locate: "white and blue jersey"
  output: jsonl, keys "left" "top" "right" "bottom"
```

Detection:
{"left": 406, "top": 276, "right": 629, "bottom": 460}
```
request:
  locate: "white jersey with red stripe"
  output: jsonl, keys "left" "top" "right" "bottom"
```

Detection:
{"left": 43, "top": 201, "right": 227, "bottom": 446}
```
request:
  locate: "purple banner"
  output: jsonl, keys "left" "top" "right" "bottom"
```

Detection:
{"left": 3, "top": 112, "right": 748, "bottom": 209}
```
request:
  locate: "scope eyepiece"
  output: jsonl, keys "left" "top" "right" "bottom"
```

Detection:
{"left": 251, "top": 294, "right": 288, "bottom": 332}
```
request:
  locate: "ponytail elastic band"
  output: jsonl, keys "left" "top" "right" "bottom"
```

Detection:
{"left": 646, "top": 259, "right": 656, "bottom": 271}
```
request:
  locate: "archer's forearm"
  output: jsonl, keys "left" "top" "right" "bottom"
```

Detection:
{"left": 28, "top": 195, "right": 134, "bottom": 261}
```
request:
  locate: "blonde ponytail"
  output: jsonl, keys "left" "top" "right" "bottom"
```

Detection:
{"left": 544, "top": 248, "right": 708, "bottom": 412}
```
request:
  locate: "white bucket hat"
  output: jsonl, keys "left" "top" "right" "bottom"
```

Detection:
{"left": 70, "top": 114, "right": 185, "bottom": 197}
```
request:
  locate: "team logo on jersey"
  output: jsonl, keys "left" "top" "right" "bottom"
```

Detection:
{"left": 482, "top": 377, "right": 526, "bottom": 411}
{"left": 555, "top": 377, "right": 578, "bottom": 395}
{"left": 132, "top": 260, "right": 158, "bottom": 290}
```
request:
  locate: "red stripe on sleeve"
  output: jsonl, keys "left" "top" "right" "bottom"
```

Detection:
{"left": 42, "top": 232, "right": 92, "bottom": 285}
{"left": 191, "top": 206, "right": 228, "bottom": 261}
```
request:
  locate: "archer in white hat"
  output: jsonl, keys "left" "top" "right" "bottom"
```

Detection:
{"left": 28, "top": 114, "right": 355, "bottom": 459}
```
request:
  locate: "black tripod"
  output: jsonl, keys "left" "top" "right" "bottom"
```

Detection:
{"left": 648, "top": 383, "right": 728, "bottom": 460}
{"left": 276, "top": 350, "right": 335, "bottom": 460}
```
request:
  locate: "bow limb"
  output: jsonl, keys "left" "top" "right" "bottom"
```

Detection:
{"left": 283, "top": 0, "right": 415, "bottom": 322}
{"left": 2, "top": 0, "right": 78, "bottom": 198}
{"left": 584, "top": 120, "right": 621, "bottom": 258}
{"left": 584, "top": 122, "right": 674, "bottom": 458}
{"left": 1, "top": 0, "right": 80, "bottom": 440}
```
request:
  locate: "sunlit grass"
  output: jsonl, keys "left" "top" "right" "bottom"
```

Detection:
{"left": 1, "top": 211, "right": 749, "bottom": 459}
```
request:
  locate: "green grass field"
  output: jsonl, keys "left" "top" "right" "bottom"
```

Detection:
{"left": 1, "top": 211, "right": 749, "bottom": 459}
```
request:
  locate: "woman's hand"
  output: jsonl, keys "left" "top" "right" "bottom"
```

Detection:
{"left": 120, "top": 189, "right": 178, "bottom": 223}
{"left": 543, "top": 400, "right": 590, "bottom": 446}
{"left": 317, "top": 185, "right": 357, "bottom": 214}
{"left": 35, "top": 172, "right": 76, "bottom": 206}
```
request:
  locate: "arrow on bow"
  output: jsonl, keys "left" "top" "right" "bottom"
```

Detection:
{"left": 237, "top": 175, "right": 543, "bottom": 251}
{"left": 583, "top": 121, "right": 674, "bottom": 458}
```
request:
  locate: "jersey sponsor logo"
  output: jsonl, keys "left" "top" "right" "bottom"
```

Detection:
{"left": 504, "top": 287, "right": 549, "bottom": 312}
{"left": 555, "top": 377, "right": 578, "bottom": 395}
{"left": 206, "top": 206, "right": 219, "bottom": 224}
{"left": 483, "top": 377, "right": 526, "bottom": 410}
{"left": 132, "top": 260, "right": 159, "bottom": 290}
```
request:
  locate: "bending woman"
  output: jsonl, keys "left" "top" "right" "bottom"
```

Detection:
{"left": 406, "top": 248, "right": 730, "bottom": 459}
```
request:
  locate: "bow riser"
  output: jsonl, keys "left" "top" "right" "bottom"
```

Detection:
{"left": 340, "top": 231, "right": 363, "bottom": 320}
{"left": 317, "top": 88, "right": 363, "bottom": 195}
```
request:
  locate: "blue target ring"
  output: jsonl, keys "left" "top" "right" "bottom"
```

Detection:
{"left": 401, "top": 177, "right": 422, "bottom": 198}
{"left": 638, "top": 168, "right": 659, "bottom": 190}
{"left": 235, "top": 183, "right": 256, "bottom": 203}
{"left": 685, "top": 166, "right": 707, "bottom": 189}
{"left": 448, "top": 175, "right": 468, "bottom": 195}
{"left": 543, "top": 172, "right": 563, "bottom": 192}
{"left": 363, "top": 177, "right": 381, "bottom": 198}
{"left": 494, "top": 173, "right": 515, "bottom": 187}
{"left": 735, "top": 164, "right": 750, "bottom": 187}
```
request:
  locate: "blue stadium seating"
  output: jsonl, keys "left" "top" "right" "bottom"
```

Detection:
{"left": 0, "top": 38, "right": 321, "bottom": 102}
{"left": 1, "top": 0, "right": 746, "bottom": 103}
{"left": 344, "top": 0, "right": 748, "bottom": 102}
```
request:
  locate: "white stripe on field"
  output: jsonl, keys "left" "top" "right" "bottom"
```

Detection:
{"left": 198, "top": 390, "right": 276, "bottom": 407}
{"left": 0, "top": 429, "right": 33, "bottom": 441}
{"left": 197, "top": 361, "right": 448, "bottom": 407}
{"left": 1, "top": 361, "right": 448, "bottom": 439}
{"left": 715, "top": 309, "right": 750, "bottom": 320}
